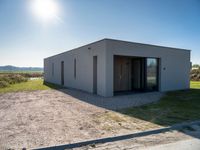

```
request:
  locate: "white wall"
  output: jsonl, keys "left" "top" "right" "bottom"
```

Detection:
{"left": 105, "top": 39, "right": 191, "bottom": 96}
{"left": 44, "top": 40, "right": 107, "bottom": 96}
{"left": 44, "top": 39, "right": 191, "bottom": 97}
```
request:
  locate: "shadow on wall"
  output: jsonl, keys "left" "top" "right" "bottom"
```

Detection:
{"left": 44, "top": 81, "right": 200, "bottom": 140}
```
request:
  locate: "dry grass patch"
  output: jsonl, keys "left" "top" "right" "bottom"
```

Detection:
{"left": 94, "top": 111, "right": 161, "bottom": 133}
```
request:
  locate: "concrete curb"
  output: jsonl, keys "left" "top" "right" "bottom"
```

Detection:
{"left": 34, "top": 120, "right": 200, "bottom": 150}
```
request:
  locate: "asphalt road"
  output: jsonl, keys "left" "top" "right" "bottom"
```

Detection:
{"left": 143, "top": 139, "right": 200, "bottom": 150}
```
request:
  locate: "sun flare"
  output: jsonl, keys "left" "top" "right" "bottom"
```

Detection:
{"left": 30, "top": 0, "right": 60, "bottom": 22}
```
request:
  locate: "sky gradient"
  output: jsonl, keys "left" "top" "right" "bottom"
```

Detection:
{"left": 0, "top": 0, "right": 200, "bottom": 67}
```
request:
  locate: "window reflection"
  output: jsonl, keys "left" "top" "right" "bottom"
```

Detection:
{"left": 146, "top": 58, "right": 158, "bottom": 90}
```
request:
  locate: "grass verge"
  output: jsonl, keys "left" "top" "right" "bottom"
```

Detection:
{"left": 190, "top": 81, "right": 200, "bottom": 89}
{"left": 0, "top": 79, "right": 58, "bottom": 93}
{"left": 120, "top": 81, "right": 200, "bottom": 126}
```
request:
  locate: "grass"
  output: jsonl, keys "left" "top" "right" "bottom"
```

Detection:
{"left": 0, "top": 79, "right": 59, "bottom": 93}
{"left": 120, "top": 81, "right": 200, "bottom": 126}
{"left": 190, "top": 81, "right": 200, "bottom": 89}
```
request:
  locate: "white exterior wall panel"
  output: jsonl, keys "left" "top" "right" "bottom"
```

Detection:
{"left": 105, "top": 39, "right": 190, "bottom": 96}
{"left": 44, "top": 39, "right": 191, "bottom": 97}
{"left": 44, "top": 40, "right": 107, "bottom": 96}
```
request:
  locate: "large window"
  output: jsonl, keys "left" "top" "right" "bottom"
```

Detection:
{"left": 146, "top": 58, "right": 158, "bottom": 91}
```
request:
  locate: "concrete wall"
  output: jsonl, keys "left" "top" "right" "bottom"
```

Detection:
{"left": 104, "top": 39, "right": 191, "bottom": 96}
{"left": 44, "top": 40, "right": 107, "bottom": 96}
{"left": 44, "top": 39, "right": 191, "bottom": 97}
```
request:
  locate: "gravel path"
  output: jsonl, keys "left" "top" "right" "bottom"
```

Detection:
{"left": 59, "top": 88, "right": 164, "bottom": 110}
{"left": 0, "top": 89, "right": 163, "bottom": 149}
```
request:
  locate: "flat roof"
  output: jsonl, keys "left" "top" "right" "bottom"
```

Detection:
{"left": 45, "top": 38, "right": 191, "bottom": 59}
{"left": 105, "top": 38, "right": 190, "bottom": 51}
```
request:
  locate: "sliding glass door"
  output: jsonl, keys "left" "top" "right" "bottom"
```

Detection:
{"left": 113, "top": 56, "right": 159, "bottom": 94}
{"left": 146, "top": 58, "right": 159, "bottom": 91}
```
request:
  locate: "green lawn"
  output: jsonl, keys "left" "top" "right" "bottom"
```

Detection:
{"left": 0, "top": 79, "right": 58, "bottom": 93}
{"left": 120, "top": 81, "right": 200, "bottom": 126}
{"left": 190, "top": 81, "right": 200, "bottom": 89}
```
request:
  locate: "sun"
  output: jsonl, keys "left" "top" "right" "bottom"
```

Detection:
{"left": 30, "top": 0, "right": 60, "bottom": 22}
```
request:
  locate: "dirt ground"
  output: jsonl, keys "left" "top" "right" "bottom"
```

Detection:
{"left": 0, "top": 89, "right": 191, "bottom": 149}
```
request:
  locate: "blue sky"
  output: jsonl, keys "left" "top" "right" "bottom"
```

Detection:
{"left": 0, "top": 0, "right": 199, "bottom": 67}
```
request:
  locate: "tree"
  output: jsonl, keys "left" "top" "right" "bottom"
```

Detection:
{"left": 192, "top": 64, "right": 200, "bottom": 68}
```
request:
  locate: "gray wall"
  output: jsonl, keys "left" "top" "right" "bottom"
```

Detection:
{"left": 104, "top": 39, "right": 191, "bottom": 96}
{"left": 44, "top": 40, "right": 107, "bottom": 96}
{"left": 44, "top": 39, "right": 191, "bottom": 97}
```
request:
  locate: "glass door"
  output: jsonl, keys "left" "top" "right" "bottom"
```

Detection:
{"left": 146, "top": 58, "right": 159, "bottom": 91}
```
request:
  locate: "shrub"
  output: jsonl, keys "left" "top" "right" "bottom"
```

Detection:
{"left": 7, "top": 74, "right": 28, "bottom": 84}
{"left": 0, "top": 74, "right": 28, "bottom": 88}
{"left": 190, "top": 69, "right": 200, "bottom": 81}
{"left": 0, "top": 81, "right": 9, "bottom": 88}
{"left": 20, "top": 73, "right": 43, "bottom": 78}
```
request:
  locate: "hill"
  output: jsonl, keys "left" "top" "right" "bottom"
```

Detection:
{"left": 0, "top": 65, "right": 43, "bottom": 72}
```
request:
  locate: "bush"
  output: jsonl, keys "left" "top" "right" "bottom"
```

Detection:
{"left": 190, "top": 69, "right": 200, "bottom": 81}
{"left": 0, "top": 74, "right": 28, "bottom": 88}
{"left": 0, "top": 81, "right": 9, "bottom": 88}
{"left": 0, "top": 74, "right": 27, "bottom": 84}
{"left": 8, "top": 74, "right": 28, "bottom": 84}
{"left": 20, "top": 73, "right": 43, "bottom": 78}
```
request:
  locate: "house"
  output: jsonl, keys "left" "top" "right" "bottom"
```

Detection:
{"left": 44, "top": 38, "right": 191, "bottom": 97}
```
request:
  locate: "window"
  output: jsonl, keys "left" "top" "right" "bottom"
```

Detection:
{"left": 61, "top": 61, "right": 64, "bottom": 85}
{"left": 74, "top": 58, "right": 76, "bottom": 79}
{"left": 52, "top": 63, "right": 54, "bottom": 76}
{"left": 146, "top": 58, "right": 158, "bottom": 91}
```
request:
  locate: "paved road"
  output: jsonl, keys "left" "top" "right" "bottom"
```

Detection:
{"left": 70, "top": 121, "right": 200, "bottom": 150}
{"left": 143, "top": 139, "right": 200, "bottom": 150}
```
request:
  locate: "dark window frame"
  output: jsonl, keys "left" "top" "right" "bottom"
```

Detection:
{"left": 145, "top": 58, "right": 159, "bottom": 91}
{"left": 61, "top": 61, "right": 64, "bottom": 85}
{"left": 52, "top": 63, "right": 54, "bottom": 76}
{"left": 74, "top": 58, "right": 76, "bottom": 79}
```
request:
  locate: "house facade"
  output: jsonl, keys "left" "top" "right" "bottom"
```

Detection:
{"left": 44, "top": 39, "right": 191, "bottom": 97}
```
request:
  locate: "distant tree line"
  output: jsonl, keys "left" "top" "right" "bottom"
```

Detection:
{"left": 192, "top": 64, "right": 200, "bottom": 69}
{"left": 0, "top": 65, "right": 43, "bottom": 72}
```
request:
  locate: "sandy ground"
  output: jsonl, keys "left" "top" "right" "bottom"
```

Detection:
{"left": 0, "top": 89, "right": 195, "bottom": 149}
